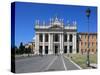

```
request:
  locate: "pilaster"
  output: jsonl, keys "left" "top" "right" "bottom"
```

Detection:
{"left": 35, "top": 33, "right": 39, "bottom": 55}
{"left": 73, "top": 33, "right": 76, "bottom": 53}
{"left": 67, "top": 33, "right": 69, "bottom": 53}
{"left": 43, "top": 33, "right": 45, "bottom": 55}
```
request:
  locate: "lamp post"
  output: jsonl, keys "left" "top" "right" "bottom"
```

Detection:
{"left": 86, "top": 8, "right": 91, "bottom": 67}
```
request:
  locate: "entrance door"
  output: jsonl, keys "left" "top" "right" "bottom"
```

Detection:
{"left": 64, "top": 46, "right": 67, "bottom": 53}
{"left": 55, "top": 45, "right": 58, "bottom": 54}
{"left": 69, "top": 46, "right": 72, "bottom": 53}
{"left": 45, "top": 46, "right": 48, "bottom": 54}
{"left": 39, "top": 46, "right": 42, "bottom": 55}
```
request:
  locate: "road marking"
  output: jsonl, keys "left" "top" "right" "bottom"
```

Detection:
{"left": 44, "top": 56, "right": 57, "bottom": 71}
{"left": 61, "top": 55, "right": 67, "bottom": 70}
{"left": 65, "top": 56, "right": 82, "bottom": 70}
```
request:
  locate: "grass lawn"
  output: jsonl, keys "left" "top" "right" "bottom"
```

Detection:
{"left": 64, "top": 53, "right": 97, "bottom": 69}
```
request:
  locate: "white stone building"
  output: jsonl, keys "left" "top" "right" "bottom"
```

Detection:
{"left": 34, "top": 17, "right": 77, "bottom": 55}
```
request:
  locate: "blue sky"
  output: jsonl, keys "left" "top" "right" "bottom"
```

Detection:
{"left": 14, "top": 2, "right": 97, "bottom": 47}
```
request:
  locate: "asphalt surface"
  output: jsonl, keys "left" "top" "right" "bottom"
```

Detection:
{"left": 15, "top": 54, "right": 80, "bottom": 73}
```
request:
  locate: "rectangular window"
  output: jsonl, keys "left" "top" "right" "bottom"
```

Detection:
{"left": 92, "top": 42, "right": 93, "bottom": 46}
{"left": 64, "top": 34, "right": 67, "bottom": 42}
{"left": 84, "top": 35, "right": 86, "bottom": 39}
{"left": 81, "top": 42, "right": 83, "bottom": 45}
{"left": 69, "top": 34, "right": 72, "bottom": 42}
{"left": 92, "top": 49, "right": 94, "bottom": 52}
{"left": 39, "top": 34, "right": 43, "bottom": 42}
{"left": 64, "top": 46, "right": 67, "bottom": 53}
{"left": 45, "top": 34, "right": 48, "bottom": 42}
{"left": 54, "top": 34, "right": 59, "bottom": 42}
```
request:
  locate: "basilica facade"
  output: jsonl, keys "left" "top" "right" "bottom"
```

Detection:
{"left": 34, "top": 17, "right": 77, "bottom": 55}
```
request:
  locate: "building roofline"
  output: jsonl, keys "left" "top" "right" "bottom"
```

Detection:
{"left": 78, "top": 32, "right": 97, "bottom": 35}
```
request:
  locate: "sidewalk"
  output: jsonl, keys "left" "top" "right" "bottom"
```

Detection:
{"left": 90, "top": 63, "right": 97, "bottom": 68}
{"left": 64, "top": 54, "right": 97, "bottom": 69}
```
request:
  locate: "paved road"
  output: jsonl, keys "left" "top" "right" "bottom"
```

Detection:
{"left": 15, "top": 54, "right": 80, "bottom": 73}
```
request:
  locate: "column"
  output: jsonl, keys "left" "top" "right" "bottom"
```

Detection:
{"left": 60, "top": 33, "right": 62, "bottom": 54}
{"left": 43, "top": 33, "right": 45, "bottom": 55}
{"left": 75, "top": 34, "right": 77, "bottom": 53}
{"left": 79, "top": 41, "right": 81, "bottom": 53}
{"left": 51, "top": 33, "right": 53, "bottom": 54}
{"left": 49, "top": 33, "right": 51, "bottom": 54}
{"left": 35, "top": 33, "right": 39, "bottom": 55}
{"left": 73, "top": 33, "right": 76, "bottom": 53}
{"left": 67, "top": 33, "right": 69, "bottom": 53}
{"left": 62, "top": 33, "right": 64, "bottom": 54}
{"left": 48, "top": 33, "right": 53, "bottom": 54}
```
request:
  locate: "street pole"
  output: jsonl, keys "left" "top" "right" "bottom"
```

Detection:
{"left": 86, "top": 8, "right": 91, "bottom": 67}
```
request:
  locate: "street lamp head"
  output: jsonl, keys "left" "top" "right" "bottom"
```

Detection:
{"left": 86, "top": 8, "right": 91, "bottom": 18}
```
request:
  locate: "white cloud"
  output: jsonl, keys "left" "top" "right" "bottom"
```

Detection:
{"left": 33, "top": 36, "right": 36, "bottom": 40}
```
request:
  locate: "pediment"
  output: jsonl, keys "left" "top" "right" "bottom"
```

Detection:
{"left": 49, "top": 24, "right": 63, "bottom": 29}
